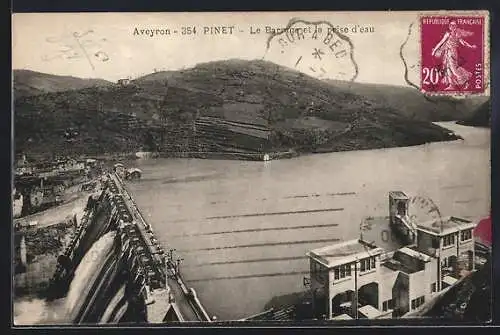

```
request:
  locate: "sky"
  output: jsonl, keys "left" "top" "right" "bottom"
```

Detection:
{"left": 11, "top": 11, "right": 488, "bottom": 87}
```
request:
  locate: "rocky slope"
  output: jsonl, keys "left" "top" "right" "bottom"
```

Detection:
{"left": 423, "top": 260, "right": 492, "bottom": 322}
{"left": 325, "top": 79, "right": 488, "bottom": 122}
{"left": 457, "top": 100, "right": 491, "bottom": 128}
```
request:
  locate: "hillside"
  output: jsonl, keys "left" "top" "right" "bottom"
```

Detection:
{"left": 14, "top": 59, "right": 462, "bottom": 159}
{"left": 325, "top": 79, "right": 489, "bottom": 122}
{"left": 13, "top": 69, "right": 113, "bottom": 98}
{"left": 423, "top": 260, "right": 491, "bottom": 322}
{"left": 457, "top": 100, "right": 491, "bottom": 128}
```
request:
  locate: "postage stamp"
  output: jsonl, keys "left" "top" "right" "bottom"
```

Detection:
{"left": 420, "top": 15, "right": 486, "bottom": 95}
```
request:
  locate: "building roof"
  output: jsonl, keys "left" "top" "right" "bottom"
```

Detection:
{"left": 442, "top": 275, "right": 459, "bottom": 287}
{"left": 398, "top": 247, "right": 432, "bottom": 262}
{"left": 381, "top": 247, "right": 432, "bottom": 275}
{"left": 332, "top": 314, "right": 353, "bottom": 320}
{"left": 417, "top": 216, "right": 475, "bottom": 236}
{"left": 307, "top": 239, "right": 385, "bottom": 268}
{"left": 358, "top": 305, "right": 382, "bottom": 319}
{"left": 382, "top": 259, "right": 416, "bottom": 274}
{"left": 389, "top": 191, "right": 408, "bottom": 199}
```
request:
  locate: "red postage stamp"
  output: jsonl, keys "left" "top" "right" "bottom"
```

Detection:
{"left": 420, "top": 16, "right": 485, "bottom": 94}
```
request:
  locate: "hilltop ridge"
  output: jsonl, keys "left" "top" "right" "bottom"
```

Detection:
{"left": 13, "top": 69, "right": 113, "bottom": 98}
{"left": 14, "top": 59, "right": 470, "bottom": 159}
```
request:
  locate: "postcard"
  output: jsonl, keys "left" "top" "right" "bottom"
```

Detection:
{"left": 12, "top": 11, "right": 491, "bottom": 325}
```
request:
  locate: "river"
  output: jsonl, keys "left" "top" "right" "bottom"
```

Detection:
{"left": 126, "top": 122, "right": 490, "bottom": 320}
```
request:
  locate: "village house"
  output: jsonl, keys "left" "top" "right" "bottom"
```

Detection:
{"left": 307, "top": 191, "right": 476, "bottom": 320}
{"left": 117, "top": 78, "right": 131, "bottom": 86}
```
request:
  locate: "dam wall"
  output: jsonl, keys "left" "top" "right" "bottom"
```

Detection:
{"left": 46, "top": 172, "right": 212, "bottom": 323}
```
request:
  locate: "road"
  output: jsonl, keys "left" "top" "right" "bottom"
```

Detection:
{"left": 166, "top": 275, "right": 203, "bottom": 321}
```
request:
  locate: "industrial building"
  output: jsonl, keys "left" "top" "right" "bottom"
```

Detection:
{"left": 307, "top": 191, "right": 476, "bottom": 320}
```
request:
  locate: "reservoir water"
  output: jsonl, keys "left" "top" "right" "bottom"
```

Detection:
{"left": 126, "top": 122, "right": 490, "bottom": 320}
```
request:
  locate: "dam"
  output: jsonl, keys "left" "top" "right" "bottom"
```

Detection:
{"left": 46, "top": 172, "right": 213, "bottom": 324}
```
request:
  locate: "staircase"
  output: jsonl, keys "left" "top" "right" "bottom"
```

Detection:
{"left": 392, "top": 214, "right": 417, "bottom": 244}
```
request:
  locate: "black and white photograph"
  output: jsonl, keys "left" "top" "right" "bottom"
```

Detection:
{"left": 12, "top": 11, "right": 492, "bottom": 325}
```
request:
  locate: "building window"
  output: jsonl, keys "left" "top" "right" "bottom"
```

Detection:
{"left": 443, "top": 234, "right": 455, "bottom": 247}
{"left": 334, "top": 264, "right": 352, "bottom": 280}
{"left": 382, "top": 299, "right": 394, "bottom": 312}
{"left": 359, "top": 257, "right": 376, "bottom": 272}
{"left": 442, "top": 256, "right": 455, "bottom": 271}
{"left": 397, "top": 201, "right": 406, "bottom": 216}
{"left": 411, "top": 296, "right": 425, "bottom": 310}
{"left": 441, "top": 257, "right": 448, "bottom": 268}
{"left": 461, "top": 229, "right": 472, "bottom": 242}
{"left": 431, "top": 282, "right": 437, "bottom": 293}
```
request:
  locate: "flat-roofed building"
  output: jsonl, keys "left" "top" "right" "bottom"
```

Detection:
{"left": 416, "top": 216, "right": 476, "bottom": 291}
{"left": 117, "top": 78, "right": 131, "bottom": 86}
{"left": 380, "top": 246, "right": 438, "bottom": 316}
{"left": 307, "top": 239, "right": 385, "bottom": 319}
{"left": 307, "top": 192, "right": 477, "bottom": 320}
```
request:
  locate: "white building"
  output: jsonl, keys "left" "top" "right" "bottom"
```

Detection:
{"left": 307, "top": 192, "right": 476, "bottom": 320}
{"left": 117, "top": 78, "right": 131, "bottom": 86}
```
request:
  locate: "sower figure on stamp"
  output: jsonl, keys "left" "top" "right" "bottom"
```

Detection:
{"left": 431, "top": 20, "right": 477, "bottom": 90}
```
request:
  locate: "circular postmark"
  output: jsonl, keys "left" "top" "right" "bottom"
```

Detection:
{"left": 359, "top": 216, "right": 400, "bottom": 247}
{"left": 408, "top": 195, "right": 444, "bottom": 228}
{"left": 358, "top": 193, "right": 444, "bottom": 250}
{"left": 400, "top": 22, "right": 456, "bottom": 101}
{"left": 400, "top": 21, "right": 421, "bottom": 91}
{"left": 263, "top": 18, "right": 358, "bottom": 81}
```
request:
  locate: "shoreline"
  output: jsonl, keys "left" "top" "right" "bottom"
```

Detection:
{"left": 120, "top": 135, "right": 465, "bottom": 163}
{"left": 25, "top": 136, "right": 465, "bottom": 165}
{"left": 14, "top": 121, "right": 473, "bottom": 164}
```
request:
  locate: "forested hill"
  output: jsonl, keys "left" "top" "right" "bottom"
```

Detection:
{"left": 457, "top": 100, "right": 491, "bottom": 128}
{"left": 14, "top": 60, "right": 469, "bottom": 158}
